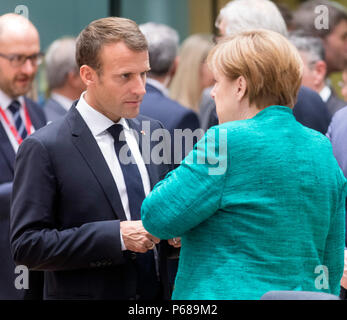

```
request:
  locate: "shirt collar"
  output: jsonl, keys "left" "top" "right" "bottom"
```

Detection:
{"left": 75, "top": 91, "right": 129, "bottom": 137}
{"left": 0, "top": 89, "right": 25, "bottom": 110}
{"left": 50, "top": 92, "right": 74, "bottom": 112}
{"left": 319, "top": 85, "right": 331, "bottom": 103}
{"left": 146, "top": 78, "right": 170, "bottom": 97}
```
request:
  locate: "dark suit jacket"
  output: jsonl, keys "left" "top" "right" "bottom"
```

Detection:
{"left": 140, "top": 83, "right": 201, "bottom": 168}
{"left": 292, "top": 86, "right": 332, "bottom": 134}
{"left": 0, "top": 97, "right": 46, "bottom": 300}
{"left": 43, "top": 98, "right": 67, "bottom": 122}
{"left": 200, "top": 86, "right": 332, "bottom": 135}
{"left": 10, "top": 105, "right": 172, "bottom": 300}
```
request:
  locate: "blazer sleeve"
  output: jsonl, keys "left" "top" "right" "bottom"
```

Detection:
{"left": 142, "top": 126, "right": 228, "bottom": 239}
{"left": 10, "top": 137, "right": 125, "bottom": 271}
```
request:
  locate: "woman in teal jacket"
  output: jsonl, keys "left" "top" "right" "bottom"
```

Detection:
{"left": 141, "top": 30, "right": 347, "bottom": 300}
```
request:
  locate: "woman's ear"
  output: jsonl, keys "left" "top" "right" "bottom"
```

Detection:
{"left": 236, "top": 76, "right": 247, "bottom": 101}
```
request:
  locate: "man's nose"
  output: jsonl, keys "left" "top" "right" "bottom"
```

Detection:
{"left": 20, "top": 58, "right": 36, "bottom": 74}
{"left": 132, "top": 75, "right": 146, "bottom": 96}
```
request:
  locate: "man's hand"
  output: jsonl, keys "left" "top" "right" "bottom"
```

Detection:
{"left": 120, "top": 220, "right": 160, "bottom": 253}
{"left": 168, "top": 237, "right": 181, "bottom": 248}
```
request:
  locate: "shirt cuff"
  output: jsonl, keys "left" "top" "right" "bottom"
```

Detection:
{"left": 120, "top": 230, "right": 127, "bottom": 251}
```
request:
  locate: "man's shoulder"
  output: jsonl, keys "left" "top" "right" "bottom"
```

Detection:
{"left": 27, "top": 116, "right": 67, "bottom": 145}
{"left": 43, "top": 98, "right": 60, "bottom": 110}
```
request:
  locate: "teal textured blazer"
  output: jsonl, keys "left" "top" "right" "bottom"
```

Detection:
{"left": 142, "top": 106, "right": 346, "bottom": 300}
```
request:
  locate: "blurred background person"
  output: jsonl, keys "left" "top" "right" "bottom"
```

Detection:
{"left": 139, "top": 22, "right": 201, "bottom": 167}
{"left": 293, "top": 0, "right": 347, "bottom": 76}
{"left": 0, "top": 13, "right": 46, "bottom": 300}
{"left": 199, "top": 0, "right": 331, "bottom": 134}
{"left": 142, "top": 29, "right": 346, "bottom": 300}
{"left": 43, "top": 37, "right": 85, "bottom": 122}
{"left": 341, "top": 67, "right": 347, "bottom": 101}
{"left": 290, "top": 33, "right": 346, "bottom": 115}
{"left": 170, "top": 33, "right": 215, "bottom": 115}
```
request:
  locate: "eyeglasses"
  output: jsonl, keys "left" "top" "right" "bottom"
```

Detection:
{"left": 0, "top": 52, "right": 44, "bottom": 67}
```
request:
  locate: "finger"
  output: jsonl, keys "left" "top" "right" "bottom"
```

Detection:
{"left": 147, "top": 235, "right": 160, "bottom": 244}
{"left": 145, "top": 240, "right": 155, "bottom": 250}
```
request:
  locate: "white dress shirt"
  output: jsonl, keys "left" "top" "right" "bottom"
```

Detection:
{"left": 319, "top": 85, "right": 331, "bottom": 103}
{"left": 76, "top": 92, "right": 151, "bottom": 250}
{"left": 0, "top": 89, "right": 35, "bottom": 153}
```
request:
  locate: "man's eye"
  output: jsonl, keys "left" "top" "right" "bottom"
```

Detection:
{"left": 11, "top": 55, "right": 24, "bottom": 63}
{"left": 121, "top": 74, "right": 130, "bottom": 79}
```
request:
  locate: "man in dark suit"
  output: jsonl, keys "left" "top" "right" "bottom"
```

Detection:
{"left": 10, "top": 17, "right": 174, "bottom": 300}
{"left": 0, "top": 13, "right": 46, "bottom": 300}
{"left": 43, "top": 37, "right": 85, "bottom": 122}
{"left": 139, "top": 23, "right": 201, "bottom": 168}
{"left": 200, "top": 0, "right": 331, "bottom": 134}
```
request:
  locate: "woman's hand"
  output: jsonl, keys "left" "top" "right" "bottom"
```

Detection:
{"left": 168, "top": 237, "right": 181, "bottom": 248}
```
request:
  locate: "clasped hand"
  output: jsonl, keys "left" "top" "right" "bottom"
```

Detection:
{"left": 120, "top": 220, "right": 182, "bottom": 253}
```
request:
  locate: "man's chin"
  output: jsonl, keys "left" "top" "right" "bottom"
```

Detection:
{"left": 9, "top": 86, "right": 32, "bottom": 99}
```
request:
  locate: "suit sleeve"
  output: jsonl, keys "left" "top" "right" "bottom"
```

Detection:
{"left": 0, "top": 182, "right": 12, "bottom": 220}
{"left": 142, "top": 126, "right": 228, "bottom": 239}
{"left": 10, "top": 137, "right": 125, "bottom": 271}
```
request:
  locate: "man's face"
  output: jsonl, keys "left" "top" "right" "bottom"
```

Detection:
{"left": 341, "top": 69, "right": 347, "bottom": 101}
{"left": 86, "top": 41, "right": 149, "bottom": 122}
{"left": 0, "top": 27, "right": 40, "bottom": 98}
{"left": 324, "top": 19, "right": 347, "bottom": 74}
{"left": 299, "top": 51, "right": 326, "bottom": 92}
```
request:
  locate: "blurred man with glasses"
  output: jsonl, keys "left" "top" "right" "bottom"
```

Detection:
{"left": 0, "top": 13, "right": 46, "bottom": 300}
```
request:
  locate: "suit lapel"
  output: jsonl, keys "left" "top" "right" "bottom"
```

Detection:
{"left": 0, "top": 122, "right": 15, "bottom": 172}
{"left": 66, "top": 107, "right": 127, "bottom": 221}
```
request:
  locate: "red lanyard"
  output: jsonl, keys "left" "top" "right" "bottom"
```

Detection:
{"left": 0, "top": 101, "right": 32, "bottom": 145}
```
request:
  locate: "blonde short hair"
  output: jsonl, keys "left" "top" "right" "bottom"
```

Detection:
{"left": 208, "top": 29, "right": 303, "bottom": 109}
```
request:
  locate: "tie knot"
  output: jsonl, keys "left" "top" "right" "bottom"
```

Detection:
{"left": 8, "top": 100, "right": 21, "bottom": 114}
{"left": 107, "top": 123, "right": 125, "bottom": 141}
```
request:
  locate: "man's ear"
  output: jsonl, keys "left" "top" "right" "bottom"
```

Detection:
{"left": 313, "top": 60, "right": 327, "bottom": 87}
{"left": 236, "top": 76, "right": 247, "bottom": 101}
{"left": 169, "top": 56, "right": 179, "bottom": 78}
{"left": 79, "top": 65, "right": 96, "bottom": 87}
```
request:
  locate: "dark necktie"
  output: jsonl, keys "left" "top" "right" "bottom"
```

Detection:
{"left": 107, "top": 123, "right": 160, "bottom": 299}
{"left": 107, "top": 123, "right": 146, "bottom": 220}
{"left": 8, "top": 100, "right": 28, "bottom": 140}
